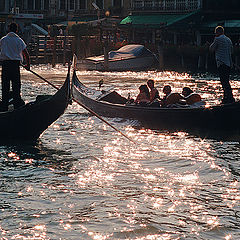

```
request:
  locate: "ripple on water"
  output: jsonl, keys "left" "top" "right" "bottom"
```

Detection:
{"left": 0, "top": 66, "right": 240, "bottom": 239}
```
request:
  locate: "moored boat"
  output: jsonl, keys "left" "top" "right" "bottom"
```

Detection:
{"left": 0, "top": 68, "right": 71, "bottom": 142}
{"left": 76, "top": 44, "right": 158, "bottom": 71}
{"left": 72, "top": 70, "right": 240, "bottom": 140}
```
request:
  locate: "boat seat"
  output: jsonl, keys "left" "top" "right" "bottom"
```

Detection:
{"left": 99, "top": 91, "right": 128, "bottom": 104}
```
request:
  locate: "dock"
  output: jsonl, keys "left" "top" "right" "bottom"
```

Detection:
{"left": 28, "top": 35, "right": 74, "bottom": 66}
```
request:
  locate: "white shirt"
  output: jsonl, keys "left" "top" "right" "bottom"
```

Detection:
{"left": 209, "top": 35, "right": 233, "bottom": 67}
{"left": 0, "top": 32, "right": 26, "bottom": 61}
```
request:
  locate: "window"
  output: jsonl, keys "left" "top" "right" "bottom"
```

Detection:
{"left": 35, "top": 0, "right": 41, "bottom": 9}
{"left": 69, "top": 0, "right": 74, "bottom": 10}
{"left": 28, "top": 0, "right": 34, "bottom": 10}
{"left": 113, "top": 0, "right": 122, "bottom": 8}
{"left": 60, "top": 0, "right": 66, "bottom": 10}
{"left": 44, "top": 0, "right": 49, "bottom": 10}
{"left": 79, "top": 0, "right": 86, "bottom": 9}
{"left": 0, "top": 0, "right": 5, "bottom": 11}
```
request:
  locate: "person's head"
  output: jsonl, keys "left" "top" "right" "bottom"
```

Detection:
{"left": 163, "top": 85, "right": 171, "bottom": 95}
{"left": 215, "top": 26, "right": 224, "bottom": 37}
{"left": 8, "top": 22, "right": 18, "bottom": 33}
{"left": 139, "top": 84, "right": 150, "bottom": 98}
{"left": 182, "top": 87, "right": 193, "bottom": 97}
{"left": 147, "top": 80, "right": 154, "bottom": 89}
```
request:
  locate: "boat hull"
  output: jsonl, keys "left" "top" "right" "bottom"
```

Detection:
{"left": 72, "top": 71, "right": 240, "bottom": 140}
{"left": 0, "top": 71, "right": 70, "bottom": 142}
{"left": 77, "top": 56, "right": 157, "bottom": 71}
{"left": 76, "top": 44, "right": 158, "bottom": 71}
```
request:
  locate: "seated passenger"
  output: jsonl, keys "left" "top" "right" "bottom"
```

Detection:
{"left": 147, "top": 80, "right": 160, "bottom": 102}
{"left": 182, "top": 87, "right": 202, "bottom": 105}
{"left": 135, "top": 84, "right": 150, "bottom": 105}
{"left": 161, "top": 85, "right": 183, "bottom": 107}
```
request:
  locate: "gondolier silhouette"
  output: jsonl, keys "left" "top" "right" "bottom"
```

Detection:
{"left": 209, "top": 26, "right": 235, "bottom": 104}
{"left": 0, "top": 22, "right": 30, "bottom": 111}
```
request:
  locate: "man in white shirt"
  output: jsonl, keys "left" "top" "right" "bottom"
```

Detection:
{"left": 0, "top": 22, "right": 30, "bottom": 111}
{"left": 210, "top": 26, "right": 235, "bottom": 104}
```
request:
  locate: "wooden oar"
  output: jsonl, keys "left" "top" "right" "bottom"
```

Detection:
{"left": 26, "top": 67, "right": 136, "bottom": 144}
{"left": 72, "top": 96, "right": 136, "bottom": 143}
{"left": 28, "top": 69, "right": 59, "bottom": 90}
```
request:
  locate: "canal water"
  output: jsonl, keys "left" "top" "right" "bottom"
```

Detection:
{"left": 0, "top": 65, "right": 240, "bottom": 239}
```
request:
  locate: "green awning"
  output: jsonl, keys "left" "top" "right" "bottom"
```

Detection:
{"left": 120, "top": 11, "right": 199, "bottom": 29}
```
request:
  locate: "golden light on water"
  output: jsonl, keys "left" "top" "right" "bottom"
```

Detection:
{"left": 34, "top": 225, "right": 46, "bottom": 231}
{"left": 3, "top": 68, "right": 238, "bottom": 239}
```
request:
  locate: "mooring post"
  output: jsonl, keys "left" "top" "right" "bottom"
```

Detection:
{"left": 104, "top": 39, "right": 109, "bottom": 71}
{"left": 157, "top": 43, "right": 164, "bottom": 70}
{"left": 63, "top": 35, "right": 67, "bottom": 66}
{"left": 52, "top": 36, "right": 57, "bottom": 67}
{"left": 44, "top": 35, "right": 47, "bottom": 64}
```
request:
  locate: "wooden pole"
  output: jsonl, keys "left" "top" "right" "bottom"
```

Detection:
{"left": 52, "top": 36, "right": 57, "bottom": 67}
{"left": 158, "top": 43, "right": 164, "bottom": 70}
{"left": 44, "top": 35, "right": 47, "bottom": 64}
{"left": 63, "top": 35, "right": 67, "bottom": 66}
{"left": 205, "top": 53, "right": 209, "bottom": 70}
{"left": 103, "top": 38, "right": 109, "bottom": 71}
{"left": 36, "top": 36, "right": 39, "bottom": 64}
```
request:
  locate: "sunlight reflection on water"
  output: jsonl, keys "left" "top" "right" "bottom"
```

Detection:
{"left": 0, "top": 65, "right": 239, "bottom": 239}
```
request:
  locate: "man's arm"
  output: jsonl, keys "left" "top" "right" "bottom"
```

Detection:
{"left": 209, "top": 38, "right": 217, "bottom": 52}
{"left": 22, "top": 48, "right": 30, "bottom": 70}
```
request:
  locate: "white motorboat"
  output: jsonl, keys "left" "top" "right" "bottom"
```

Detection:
{"left": 76, "top": 44, "right": 158, "bottom": 71}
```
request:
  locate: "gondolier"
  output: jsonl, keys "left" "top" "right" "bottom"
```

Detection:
{"left": 0, "top": 22, "right": 30, "bottom": 111}
{"left": 209, "top": 26, "right": 235, "bottom": 104}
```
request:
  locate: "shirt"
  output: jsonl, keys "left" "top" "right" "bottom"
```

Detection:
{"left": 0, "top": 32, "right": 26, "bottom": 61}
{"left": 209, "top": 34, "right": 233, "bottom": 67}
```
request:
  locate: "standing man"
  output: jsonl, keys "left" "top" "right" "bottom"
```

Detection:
{"left": 210, "top": 26, "right": 235, "bottom": 104}
{"left": 0, "top": 22, "right": 30, "bottom": 111}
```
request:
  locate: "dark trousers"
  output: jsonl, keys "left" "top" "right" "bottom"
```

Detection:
{"left": 1, "top": 60, "right": 24, "bottom": 110}
{"left": 218, "top": 64, "right": 235, "bottom": 103}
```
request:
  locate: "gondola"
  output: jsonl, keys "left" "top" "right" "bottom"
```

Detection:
{"left": 0, "top": 67, "right": 71, "bottom": 142}
{"left": 72, "top": 70, "right": 240, "bottom": 140}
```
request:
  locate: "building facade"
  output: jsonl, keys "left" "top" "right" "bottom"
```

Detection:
{"left": 0, "top": 0, "right": 131, "bottom": 19}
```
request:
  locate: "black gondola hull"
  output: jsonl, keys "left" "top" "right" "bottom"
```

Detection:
{"left": 0, "top": 71, "right": 70, "bottom": 142}
{"left": 72, "top": 71, "right": 240, "bottom": 140}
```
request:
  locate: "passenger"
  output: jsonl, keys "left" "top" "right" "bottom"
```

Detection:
{"left": 135, "top": 84, "right": 150, "bottom": 105}
{"left": 161, "top": 85, "right": 183, "bottom": 107}
{"left": 147, "top": 80, "right": 160, "bottom": 102}
{"left": 182, "top": 87, "right": 202, "bottom": 105}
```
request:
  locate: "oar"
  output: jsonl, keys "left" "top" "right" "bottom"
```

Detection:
{"left": 26, "top": 67, "right": 136, "bottom": 144}
{"left": 28, "top": 69, "right": 59, "bottom": 90}
{"left": 72, "top": 96, "right": 136, "bottom": 143}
